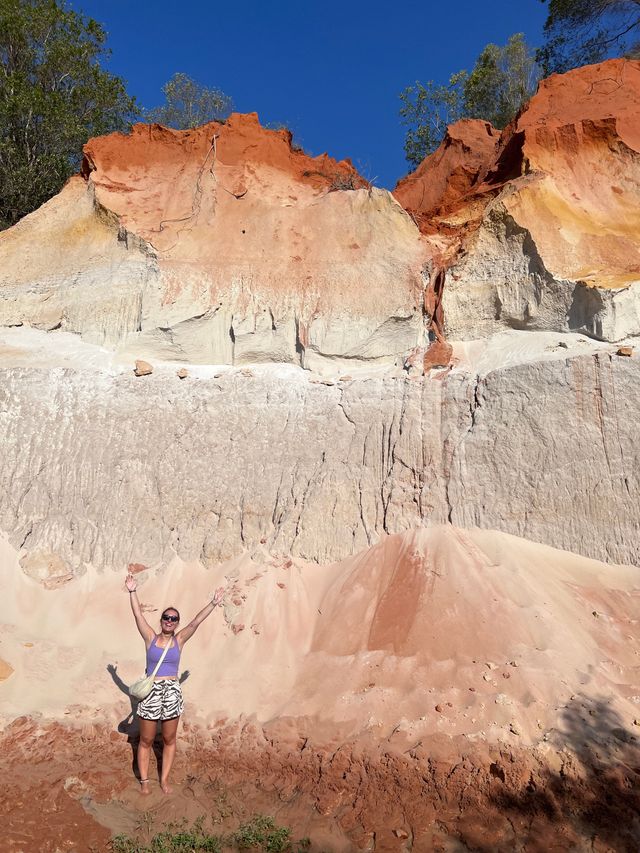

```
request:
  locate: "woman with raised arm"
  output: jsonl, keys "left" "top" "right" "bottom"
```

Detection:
{"left": 124, "top": 571, "right": 225, "bottom": 795}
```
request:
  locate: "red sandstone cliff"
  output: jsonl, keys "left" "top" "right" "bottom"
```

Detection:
{"left": 395, "top": 59, "right": 640, "bottom": 341}
{"left": 0, "top": 113, "right": 430, "bottom": 372}
{"left": 393, "top": 118, "right": 500, "bottom": 232}
{"left": 396, "top": 59, "right": 640, "bottom": 287}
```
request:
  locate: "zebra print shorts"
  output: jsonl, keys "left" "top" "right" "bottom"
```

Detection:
{"left": 137, "top": 679, "right": 184, "bottom": 721}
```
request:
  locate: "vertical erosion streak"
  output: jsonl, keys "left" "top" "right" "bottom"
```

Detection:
{"left": 423, "top": 267, "right": 453, "bottom": 369}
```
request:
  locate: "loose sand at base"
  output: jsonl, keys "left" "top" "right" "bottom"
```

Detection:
{"left": 0, "top": 525, "right": 638, "bottom": 849}
{"left": 1, "top": 525, "right": 638, "bottom": 741}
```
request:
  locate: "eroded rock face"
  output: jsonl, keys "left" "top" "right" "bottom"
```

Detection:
{"left": 393, "top": 118, "right": 500, "bottom": 232}
{"left": 1, "top": 351, "right": 638, "bottom": 572}
{"left": 399, "top": 60, "right": 640, "bottom": 343}
{"left": 0, "top": 178, "right": 154, "bottom": 341}
{"left": 0, "top": 114, "right": 431, "bottom": 372}
{"left": 0, "top": 63, "right": 637, "bottom": 578}
{"left": 3, "top": 62, "right": 638, "bottom": 365}
{"left": 0, "top": 64, "right": 639, "bottom": 851}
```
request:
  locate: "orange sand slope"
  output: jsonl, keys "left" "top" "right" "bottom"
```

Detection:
{"left": 1, "top": 525, "right": 638, "bottom": 750}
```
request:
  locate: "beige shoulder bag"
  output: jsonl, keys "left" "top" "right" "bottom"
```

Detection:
{"left": 129, "top": 638, "right": 173, "bottom": 700}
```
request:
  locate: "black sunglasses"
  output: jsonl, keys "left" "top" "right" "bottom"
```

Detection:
{"left": 161, "top": 614, "right": 179, "bottom": 622}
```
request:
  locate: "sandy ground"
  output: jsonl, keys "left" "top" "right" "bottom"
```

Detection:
{"left": 1, "top": 524, "right": 639, "bottom": 850}
{"left": 1, "top": 709, "right": 639, "bottom": 852}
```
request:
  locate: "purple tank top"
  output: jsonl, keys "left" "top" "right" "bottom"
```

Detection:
{"left": 146, "top": 636, "right": 180, "bottom": 677}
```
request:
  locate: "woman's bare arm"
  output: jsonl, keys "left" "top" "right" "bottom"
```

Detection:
{"left": 176, "top": 587, "right": 225, "bottom": 647}
{"left": 125, "top": 573, "right": 155, "bottom": 644}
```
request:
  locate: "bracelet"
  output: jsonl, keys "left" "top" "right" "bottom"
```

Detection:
{"left": 129, "top": 589, "right": 137, "bottom": 594}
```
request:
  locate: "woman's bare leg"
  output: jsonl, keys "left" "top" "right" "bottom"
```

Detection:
{"left": 160, "top": 716, "right": 180, "bottom": 794}
{"left": 137, "top": 718, "right": 156, "bottom": 795}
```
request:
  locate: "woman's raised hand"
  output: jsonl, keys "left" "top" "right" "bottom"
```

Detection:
{"left": 125, "top": 572, "right": 137, "bottom": 592}
{"left": 211, "top": 586, "right": 225, "bottom": 607}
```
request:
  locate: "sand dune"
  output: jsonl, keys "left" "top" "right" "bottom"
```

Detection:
{"left": 1, "top": 526, "right": 637, "bottom": 744}
{"left": 1, "top": 526, "right": 639, "bottom": 850}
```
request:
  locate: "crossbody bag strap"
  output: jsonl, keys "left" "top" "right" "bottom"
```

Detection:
{"left": 149, "top": 637, "right": 173, "bottom": 678}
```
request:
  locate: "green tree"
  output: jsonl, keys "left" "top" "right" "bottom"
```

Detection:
{"left": 400, "top": 34, "right": 539, "bottom": 168}
{"left": 464, "top": 34, "right": 539, "bottom": 129}
{"left": 0, "top": 0, "right": 138, "bottom": 229}
{"left": 146, "top": 72, "right": 232, "bottom": 129}
{"left": 538, "top": 0, "right": 640, "bottom": 73}
{"left": 399, "top": 71, "right": 467, "bottom": 168}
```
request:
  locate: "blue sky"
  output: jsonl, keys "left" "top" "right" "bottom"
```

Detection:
{"left": 71, "top": 0, "right": 548, "bottom": 188}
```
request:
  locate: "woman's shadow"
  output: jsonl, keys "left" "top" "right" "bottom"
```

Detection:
{"left": 107, "top": 664, "right": 190, "bottom": 781}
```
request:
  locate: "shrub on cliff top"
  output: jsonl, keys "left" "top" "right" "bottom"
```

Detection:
{"left": 0, "top": 0, "right": 138, "bottom": 229}
{"left": 146, "top": 72, "right": 233, "bottom": 130}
